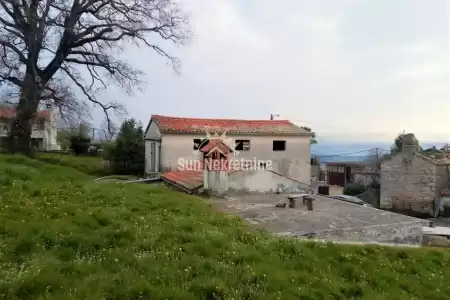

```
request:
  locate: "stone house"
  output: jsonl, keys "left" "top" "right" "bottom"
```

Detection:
{"left": 0, "top": 106, "right": 59, "bottom": 151}
{"left": 380, "top": 133, "right": 450, "bottom": 216}
{"left": 144, "top": 114, "right": 314, "bottom": 186}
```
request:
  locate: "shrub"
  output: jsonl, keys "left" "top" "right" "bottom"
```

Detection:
{"left": 343, "top": 183, "right": 367, "bottom": 196}
{"left": 102, "top": 141, "right": 115, "bottom": 160}
{"left": 108, "top": 119, "right": 145, "bottom": 175}
{"left": 70, "top": 135, "right": 90, "bottom": 155}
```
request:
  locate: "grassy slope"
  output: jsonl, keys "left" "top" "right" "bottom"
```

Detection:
{"left": 36, "top": 152, "right": 107, "bottom": 176}
{"left": 0, "top": 155, "right": 449, "bottom": 300}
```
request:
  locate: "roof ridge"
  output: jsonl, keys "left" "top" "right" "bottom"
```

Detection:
{"left": 150, "top": 114, "right": 313, "bottom": 136}
{"left": 152, "top": 114, "right": 292, "bottom": 122}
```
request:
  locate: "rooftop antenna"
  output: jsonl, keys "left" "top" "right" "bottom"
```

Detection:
{"left": 270, "top": 113, "right": 280, "bottom": 120}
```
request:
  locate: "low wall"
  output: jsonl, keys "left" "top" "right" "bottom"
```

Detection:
{"left": 228, "top": 170, "right": 310, "bottom": 194}
{"left": 306, "top": 220, "right": 429, "bottom": 245}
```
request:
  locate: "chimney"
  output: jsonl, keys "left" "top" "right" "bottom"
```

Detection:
{"left": 402, "top": 133, "right": 419, "bottom": 162}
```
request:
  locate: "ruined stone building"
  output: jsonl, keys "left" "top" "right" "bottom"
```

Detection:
{"left": 380, "top": 133, "right": 450, "bottom": 216}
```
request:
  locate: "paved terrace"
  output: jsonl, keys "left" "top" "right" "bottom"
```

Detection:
{"left": 210, "top": 194, "right": 430, "bottom": 245}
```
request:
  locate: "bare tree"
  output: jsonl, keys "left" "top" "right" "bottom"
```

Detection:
{"left": 99, "top": 117, "right": 116, "bottom": 140}
{"left": 0, "top": 0, "right": 189, "bottom": 154}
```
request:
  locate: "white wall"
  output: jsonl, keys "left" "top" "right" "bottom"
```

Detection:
{"left": 228, "top": 170, "right": 310, "bottom": 193}
{"left": 0, "top": 115, "right": 59, "bottom": 151}
{"left": 159, "top": 133, "right": 311, "bottom": 184}
{"left": 145, "top": 121, "right": 161, "bottom": 140}
{"left": 144, "top": 121, "right": 162, "bottom": 174}
{"left": 145, "top": 140, "right": 161, "bottom": 173}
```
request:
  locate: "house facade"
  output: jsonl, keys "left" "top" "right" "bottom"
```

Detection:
{"left": 380, "top": 133, "right": 450, "bottom": 217}
{"left": 0, "top": 107, "right": 59, "bottom": 151}
{"left": 145, "top": 115, "right": 314, "bottom": 184}
{"left": 326, "top": 162, "right": 368, "bottom": 187}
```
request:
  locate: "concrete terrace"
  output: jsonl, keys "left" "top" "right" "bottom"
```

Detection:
{"left": 211, "top": 194, "right": 430, "bottom": 245}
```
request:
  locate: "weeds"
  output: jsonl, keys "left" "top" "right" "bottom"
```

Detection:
{"left": 0, "top": 155, "right": 449, "bottom": 299}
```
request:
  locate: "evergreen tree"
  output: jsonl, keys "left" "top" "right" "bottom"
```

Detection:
{"left": 110, "top": 119, "right": 145, "bottom": 175}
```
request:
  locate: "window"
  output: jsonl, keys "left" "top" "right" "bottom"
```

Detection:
{"left": 273, "top": 140, "right": 286, "bottom": 151}
{"left": 193, "top": 139, "right": 202, "bottom": 150}
{"left": 235, "top": 140, "right": 250, "bottom": 151}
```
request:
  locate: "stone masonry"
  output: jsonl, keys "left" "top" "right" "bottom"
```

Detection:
{"left": 380, "top": 133, "right": 449, "bottom": 216}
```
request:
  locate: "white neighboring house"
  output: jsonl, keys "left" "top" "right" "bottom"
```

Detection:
{"left": 0, "top": 107, "right": 60, "bottom": 151}
{"left": 144, "top": 115, "right": 314, "bottom": 184}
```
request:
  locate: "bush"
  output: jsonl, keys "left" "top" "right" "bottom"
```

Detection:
{"left": 108, "top": 119, "right": 145, "bottom": 175}
{"left": 70, "top": 135, "right": 90, "bottom": 155}
{"left": 343, "top": 183, "right": 367, "bottom": 196}
{"left": 102, "top": 140, "right": 115, "bottom": 160}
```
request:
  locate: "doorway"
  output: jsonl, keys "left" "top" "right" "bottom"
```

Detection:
{"left": 148, "top": 141, "right": 160, "bottom": 173}
{"left": 345, "top": 166, "right": 352, "bottom": 184}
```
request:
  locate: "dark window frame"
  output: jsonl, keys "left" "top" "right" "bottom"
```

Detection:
{"left": 235, "top": 139, "right": 250, "bottom": 151}
{"left": 273, "top": 140, "right": 286, "bottom": 151}
{"left": 193, "top": 139, "right": 202, "bottom": 150}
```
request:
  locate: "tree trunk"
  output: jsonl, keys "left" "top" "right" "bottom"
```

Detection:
{"left": 8, "top": 73, "right": 42, "bottom": 155}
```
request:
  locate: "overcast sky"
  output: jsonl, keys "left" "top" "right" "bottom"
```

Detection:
{"left": 99, "top": 0, "right": 449, "bottom": 143}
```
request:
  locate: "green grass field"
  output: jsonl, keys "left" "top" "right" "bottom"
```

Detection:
{"left": 0, "top": 154, "right": 449, "bottom": 299}
{"left": 36, "top": 152, "right": 107, "bottom": 175}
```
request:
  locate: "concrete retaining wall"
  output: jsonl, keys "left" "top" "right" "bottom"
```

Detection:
{"left": 306, "top": 220, "right": 429, "bottom": 245}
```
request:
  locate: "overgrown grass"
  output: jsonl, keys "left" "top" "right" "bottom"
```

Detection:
{"left": 36, "top": 152, "right": 108, "bottom": 176}
{"left": 0, "top": 155, "right": 449, "bottom": 299}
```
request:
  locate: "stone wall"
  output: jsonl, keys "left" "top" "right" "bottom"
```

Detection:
{"left": 381, "top": 153, "right": 437, "bottom": 216}
{"left": 436, "top": 165, "right": 449, "bottom": 213}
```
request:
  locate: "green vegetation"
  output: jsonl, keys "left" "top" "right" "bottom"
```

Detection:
{"left": 36, "top": 152, "right": 107, "bottom": 176}
{"left": 105, "top": 119, "right": 145, "bottom": 175}
{"left": 343, "top": 183, "right": 367, "bottom": 196}
{"left": 301, "top": 126, "right": 317, "bottom": 144}
{"left": 57, "top": 123, "right": 93, "bottom": 152}
{"left": 70, "top": 135, "right": 91, "bottom": 155}
{"left": 0, "top": 155, "right": 449, "bottom": 299}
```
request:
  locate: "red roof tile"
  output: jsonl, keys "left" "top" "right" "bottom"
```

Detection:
{"left": 161, "top": 170, "right": 204, "bottom": 191}
{"left": 151, "top": 115, "right": 312, "bottom": 136}
{"left": 200, "top": 139, "right": 233, "bottom": 154}
{"left": 0, "top": 107, "right": 50, "bottom": 120}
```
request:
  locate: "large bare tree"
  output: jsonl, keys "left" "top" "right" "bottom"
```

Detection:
{"left": 0, "top": 0, "right": 189, "bottom": 154}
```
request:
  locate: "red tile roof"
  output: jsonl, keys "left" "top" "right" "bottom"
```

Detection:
{"left": 161, "top": 170, "right": 204, "bottom": 192}
{"left": 151, "top": 115, "right": 312, "bottom": 136}
{"left": 0, "top": 107, "right": 50, "bottom": 120}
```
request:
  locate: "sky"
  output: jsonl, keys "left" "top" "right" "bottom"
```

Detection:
{"left": 97, "top": 0, "right": 450, "bottom": 143}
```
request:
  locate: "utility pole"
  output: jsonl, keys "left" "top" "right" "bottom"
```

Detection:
{"left": 270, "top": 113, "right": 280, "bottom": 120}
{"left": 92, "top": 128, "right": 95, "bottom": 141}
